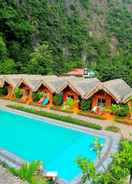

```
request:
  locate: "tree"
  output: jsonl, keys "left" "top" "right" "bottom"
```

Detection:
{"left": 0, "top": 58, "right": 16, "bottom": 74}
{"left": 76, "top": 138, "right": 119, "bottom": 184}
{"left": 76, "top": 157, "right": 96, "bottom": 184}
{"left": 0, "top": 36, "right": 8, "bottom": 60}
{"left": 26, "top": 43, "right": 53, "bottom": 74}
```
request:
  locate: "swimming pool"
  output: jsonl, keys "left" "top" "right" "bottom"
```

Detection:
{"left": 0, "top": 108, "right": 105, "bottom": 181}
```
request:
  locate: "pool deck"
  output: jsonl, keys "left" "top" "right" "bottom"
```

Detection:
{"left": 0, "top": 99, "right": 123, "bottom": 184}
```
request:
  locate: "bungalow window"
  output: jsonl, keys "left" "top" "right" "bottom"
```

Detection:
{"left": 97, "top": 98, "right": 106, "bottom": 107}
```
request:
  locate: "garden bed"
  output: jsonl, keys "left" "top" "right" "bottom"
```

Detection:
{"left": 50, "top": 105, "right": 74, "bottom": 113}
{"left": 114, "top": 116, "right": 132, "bottom": 125}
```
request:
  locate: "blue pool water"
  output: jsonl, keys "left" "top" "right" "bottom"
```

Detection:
{"left": 0, "top": 109, "right": 105, "bottom": 181}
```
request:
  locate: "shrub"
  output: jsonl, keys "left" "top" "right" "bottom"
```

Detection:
{"left": 111, "top": 104, "right": 129, "bottom": 117}
{"left": 10, "top": 160, "right": 48, "bottom": 184}
{"left": 7, "top": 104, "right": 102, "bottom": 130}
{"left": 80, "top": 99, "right": 91, "bottom": 111}
{"left": 53, "top": 94, "right": 63, "bottom": 106}
{"left": 65, "top": 97, "right": 74, "bottom": 106}
{"left": 32, "top": 92, "right": 45, "bottom": 102}
{"left": 0, "top": 87, "right": 8, "bottom": 96}
{"left": 116, "top": 104, "right": 129, "bottom": 117}
{"left": 14, "top": 87, "right": 23, "bottom": 98}
{"left": 105, "top": 126, "right": 120, "bottom": 133}
{"left": 111, "top": 104, "right": 120, "bottom": 114}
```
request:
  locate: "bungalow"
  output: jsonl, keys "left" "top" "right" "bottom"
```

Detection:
{"left": 122, "top": 91, "right": 132, "bottom": 117}
{"left": 84, "top": 79, "right": 132, "bottom": 110}
{"left": 34, "top": 76, "right": 64, "bottom": 106}
{"left": 1, "top": 75, "right": 22, "bottom": 99}
{"left": 16, "top": 75, "right": 65, "bottom": 106}
{"left": 61, "top": 78, "right": 100, "bottom": 110}
{"left": 16, "top": 75, "right": 43, "bottom": 104}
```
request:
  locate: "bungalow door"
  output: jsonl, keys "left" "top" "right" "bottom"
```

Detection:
{"left": 97, "top": 98, "right": 106, "bottom": 108}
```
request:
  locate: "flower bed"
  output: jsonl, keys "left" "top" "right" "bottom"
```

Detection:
{"left": 114, "top": 116, "right": 132, "bottom": 125}
{"left": 50, "top": 105, "right": 74, "bottom": 113}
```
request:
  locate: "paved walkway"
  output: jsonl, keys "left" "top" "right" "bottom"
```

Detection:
{"left": 0, "top": 165, "right": 27, "bottom": 184}
{"left": 1, "top": 99, "right": 132, "bottom": 139}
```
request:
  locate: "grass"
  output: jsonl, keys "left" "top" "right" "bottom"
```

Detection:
{"left": 7, "top": 104, "right": 102, "bottom": 130}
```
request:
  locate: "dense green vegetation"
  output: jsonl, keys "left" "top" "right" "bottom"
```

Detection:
{"left": 0, "top": 87, "right": 7, "bottom": 96}
{"left": 7, "top": 104, "right": 102, "bottom": 130}
{"left": 32, "top": 92, "right": 45, "bottom": 102}
{"left": 10, "top": 161, "right": 48, "bottom": 184}
{"left": 14, "top": 87, "right": 23, "bottom": 98}
{"left": 77, "top": 139, "right": 132, "bottom": 184}
{"left": 80, "top": 99, "right": 91, "bottom": 111}
{"left": 53, "top": 94, "right": 63, "bottom": 106}
{"left": 0, "top": 0, "right": 132, "bottom": 86}
{"left": 111, "top": 104, "right": 129, "bottom": 117}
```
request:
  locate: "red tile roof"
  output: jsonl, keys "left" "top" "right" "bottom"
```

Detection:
{"left": 66, "top": 68, "right": 84, "bottom": 76}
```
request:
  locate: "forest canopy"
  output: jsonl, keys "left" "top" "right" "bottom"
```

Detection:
{"left": 0, "top": 0, "right": 132, "bottom": 86}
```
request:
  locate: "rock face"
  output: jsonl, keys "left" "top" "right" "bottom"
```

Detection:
{"left": 0, "top": 165, "right": 28, "bottom": 184}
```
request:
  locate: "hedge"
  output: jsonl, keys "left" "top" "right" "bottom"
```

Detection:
{"left": 105, "top": 126, "right": 120, "bottom": 133}
{"left": 7, "top": 104, "right": 102, "bottom": 130}
{"left": 111, "top": 104, "right": 129, "bottom": 117}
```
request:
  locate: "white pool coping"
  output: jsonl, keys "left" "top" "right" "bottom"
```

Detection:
{"left": 0, "top": 106, "right": 121, "bottom": 184}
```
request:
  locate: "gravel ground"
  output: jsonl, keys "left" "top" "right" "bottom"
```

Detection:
{"left": 0, "top": 165, "right": 28, "bottom": 184}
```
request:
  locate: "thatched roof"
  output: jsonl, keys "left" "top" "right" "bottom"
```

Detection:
{"left": 122, "top": 92, "right": 132, "bottom": 103}
{"left": 83, "top": 79, "right": 132, "bottom": 102}
{"left": 2, "top": 75, "right": 23, "bottom": 88}
{"left": 2, "top": 75, "right": 58, "bottom": 91}
{"left": 67, "top": 78, "right": 101, "bottom": 98}
{"left": 102, "top": 79, "right": 132, "bottom": 103}
{"left": 41, "top": 76, "right": 67, "bottom": 93}
{"left": 16, "top": 76, "right": 42, "bottom": 91}
{"left": 16, "top": 75, "right": 63, "bottom": 93}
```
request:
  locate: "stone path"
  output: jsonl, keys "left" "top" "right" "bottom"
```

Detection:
{"left": 0, "top": 165, "right": 27, "bottom": 184}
